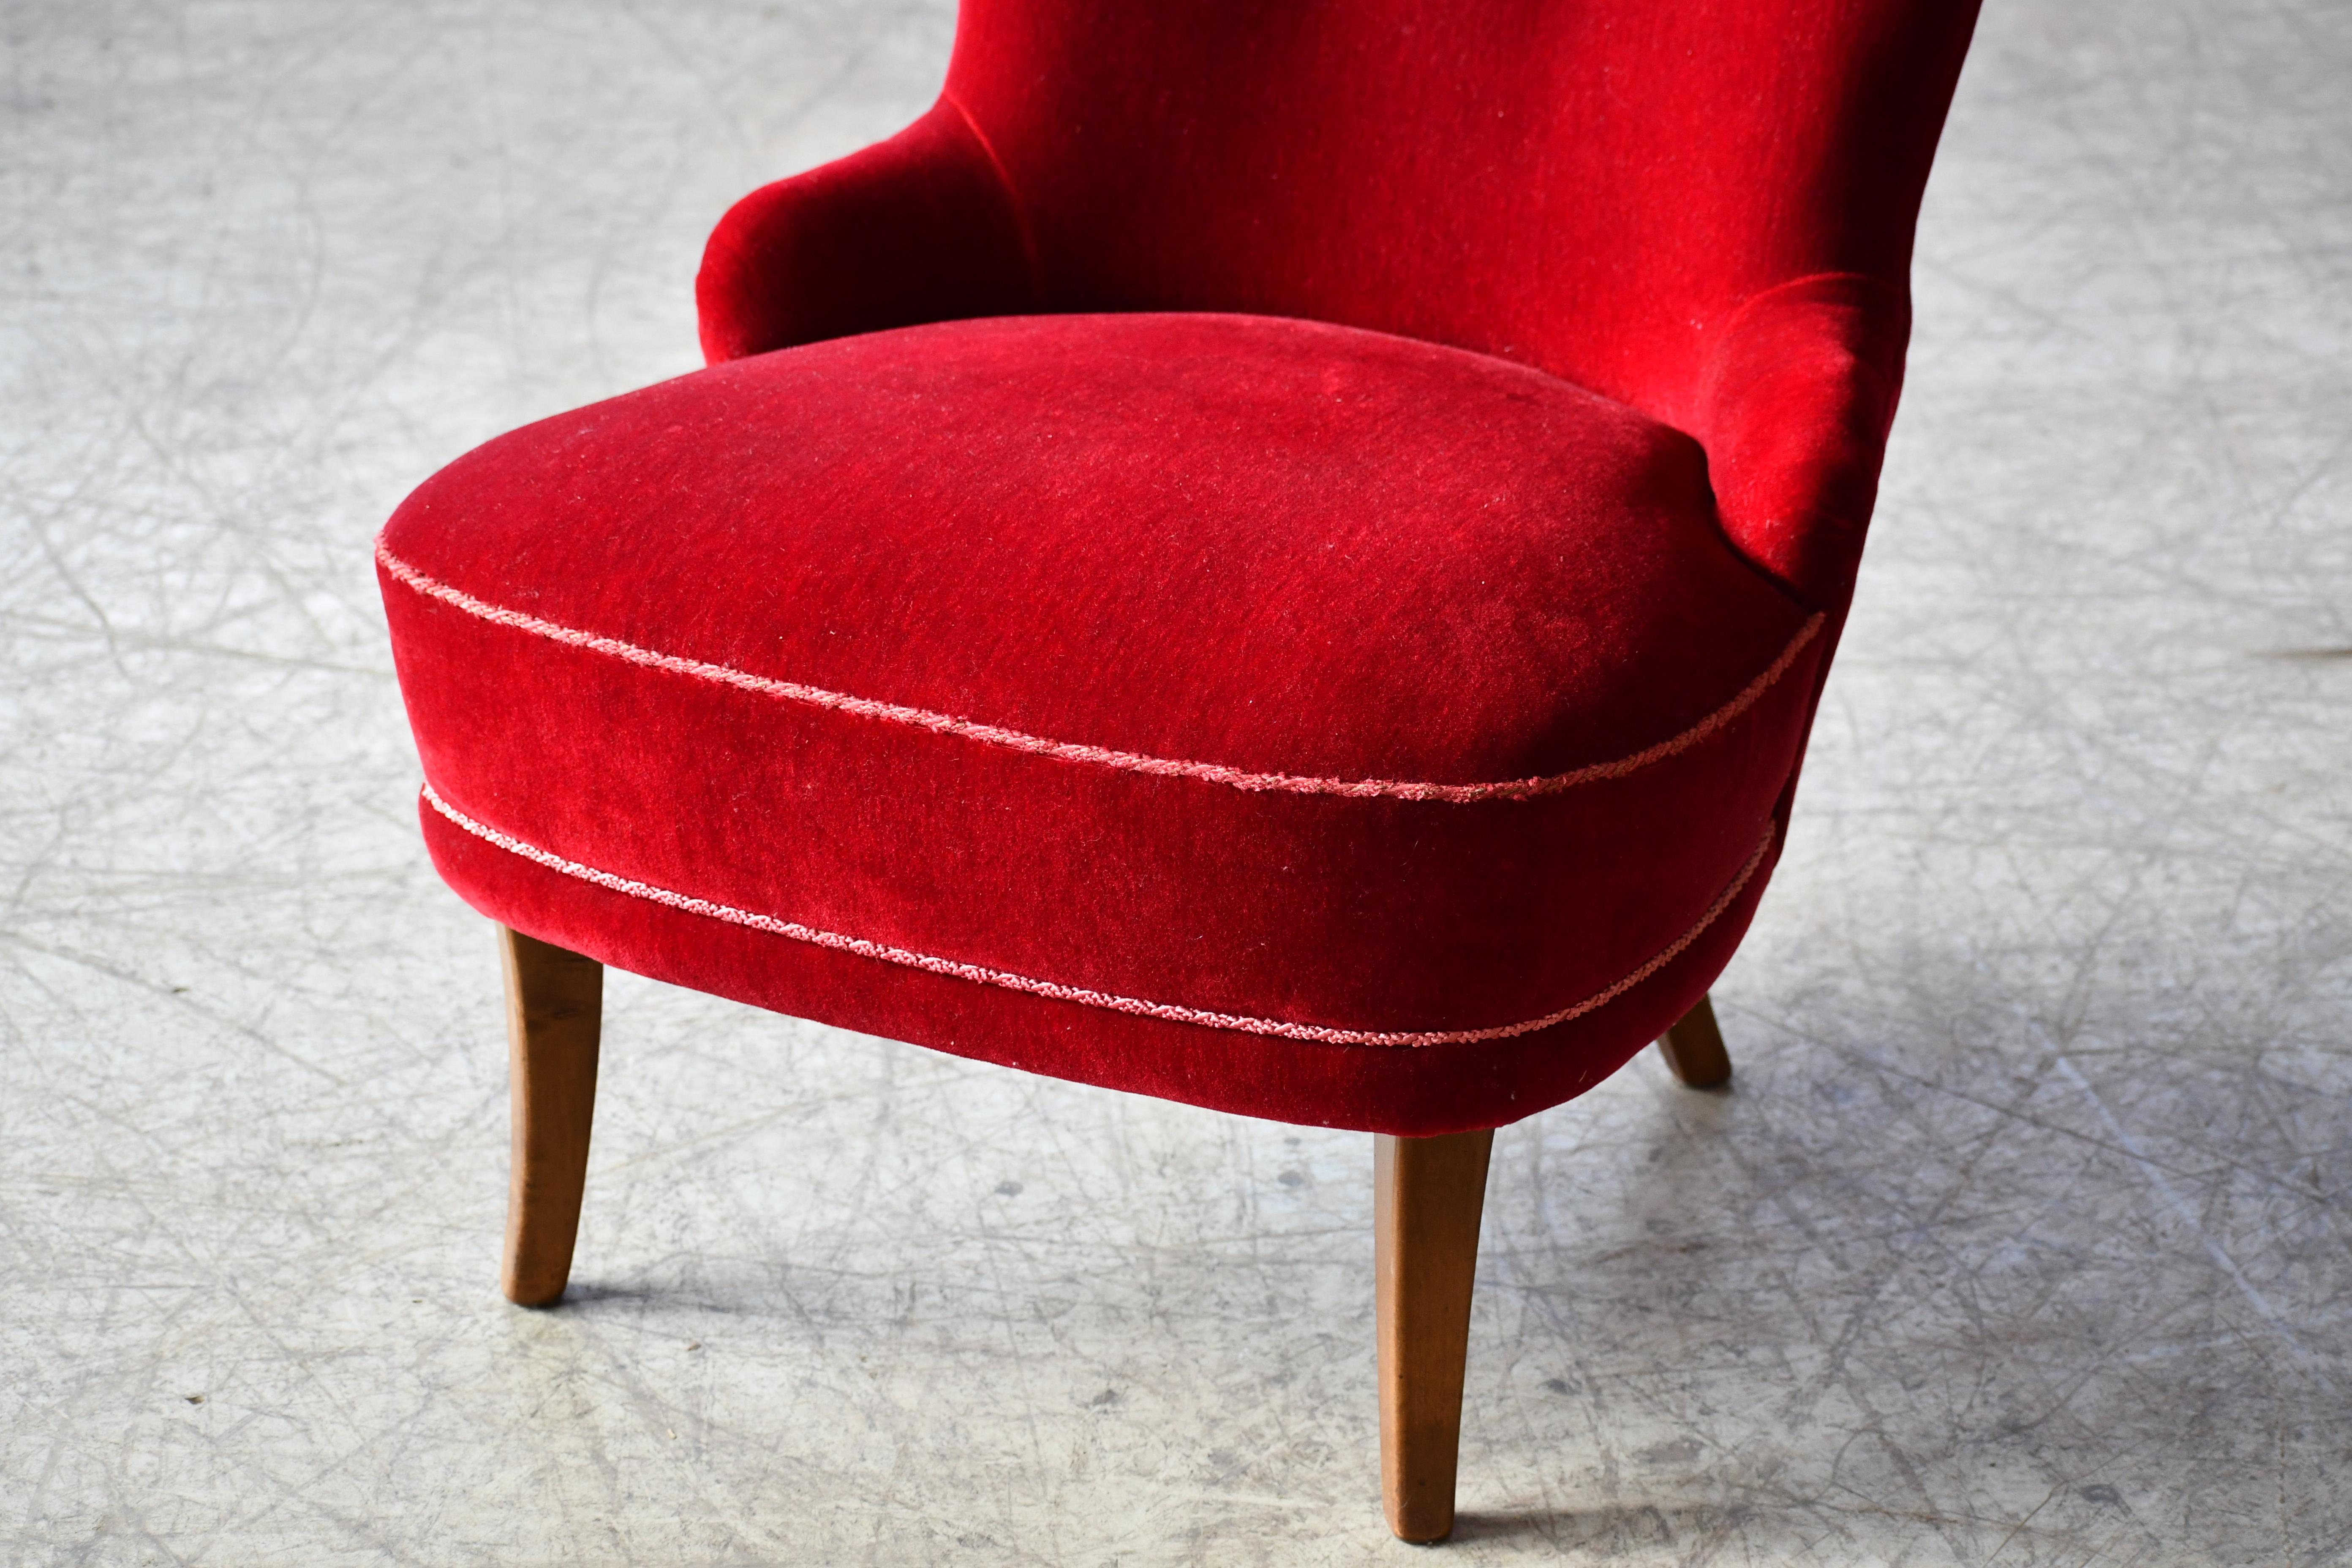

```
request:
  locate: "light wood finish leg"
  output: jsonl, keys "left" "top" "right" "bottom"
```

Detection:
{"left": 1376, "top": 1127, "right": 1494, "bottom": 1543}
{"left": 1655, "top": 991, "right": 1731, "bottom": 1088}
{"left": 498, "top": 925, "right": 602, "bottom": 1307}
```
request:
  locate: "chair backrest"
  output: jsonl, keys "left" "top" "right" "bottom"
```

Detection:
{"left": 944, "top": 0, "right": 1979, "bottom": 431}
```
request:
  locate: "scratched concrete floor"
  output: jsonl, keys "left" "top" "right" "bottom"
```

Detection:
{"left": 4, "top": 1, "right": 2349, "bottom": 1563}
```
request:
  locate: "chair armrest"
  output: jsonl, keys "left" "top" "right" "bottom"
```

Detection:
{"left": 696, "top": 100, "right": 1038, "bottom": 364}
{"left": 1697, "top": 274, "right": 1914, "bottom": 609}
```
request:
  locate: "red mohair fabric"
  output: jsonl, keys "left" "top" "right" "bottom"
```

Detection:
{"left": 382, "top": 0, "right": 1981, "bottom": 1135}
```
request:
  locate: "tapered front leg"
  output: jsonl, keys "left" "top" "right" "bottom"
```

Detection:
{"left": 1375, "top": 1127, "right": 1494, "bottom": 1543}
{"left": 1655, "top": 991, "right": 1732, "bottom": 1088}
{"left": 497, "top": 925, "right": 602, "bottom": 1307}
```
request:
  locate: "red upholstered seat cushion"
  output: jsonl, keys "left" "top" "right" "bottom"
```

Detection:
{"left": 380, "top": 312, "right": 1825, "bottom": 1134}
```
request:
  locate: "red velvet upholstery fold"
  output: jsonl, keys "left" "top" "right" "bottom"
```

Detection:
{"left": 1696, "top": 274, "right": 1914, "bottom": 608}
{"left": 697, "top": 102, "right": 1037, "bottom": 363}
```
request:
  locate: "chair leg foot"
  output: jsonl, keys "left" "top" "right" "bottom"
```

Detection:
{"left": 498, "top": 925, "right": 602, "bottom": 1307}
{"left": 1655, "top": 991, "right": 1731, "bottom": 1088}
{"left": 1376, "top": 1127, "right": 1494, "bottom": 1543}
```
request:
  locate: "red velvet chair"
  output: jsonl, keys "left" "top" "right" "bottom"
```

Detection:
{"left": 380, "top": 0, "right": 1979, "bottom": 1539}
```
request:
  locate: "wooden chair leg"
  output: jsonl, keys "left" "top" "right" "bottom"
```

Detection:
{"left": 498, "top": 925, "right": 602, "bottom": 1307}
{"left": 1375, "top": 1127, "right": 1494, "bottom": 1543}
{"left": 1655, "top": 991, "right": 1731, "bottom": 1088}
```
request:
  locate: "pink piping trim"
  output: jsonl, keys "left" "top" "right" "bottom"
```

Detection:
{"left": 421, "top": 782, "right": 1775, "bottom": 1048}
{"left": 378, "top": 540, "right": 1821, "bottom": 803}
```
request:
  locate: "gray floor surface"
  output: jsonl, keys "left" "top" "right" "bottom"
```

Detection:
{"left": 5, "top": 2, "right": 2349, "bottom": 1563}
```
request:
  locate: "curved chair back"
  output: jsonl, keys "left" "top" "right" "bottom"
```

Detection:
{"left": 945, "top": 0, "right": 1977, "bottom": 428}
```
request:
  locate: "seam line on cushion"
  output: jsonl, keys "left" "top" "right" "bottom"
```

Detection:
{"left": 379, "top": 539, "right": 1820, "bottom": 802}
{"left": 422, "top": 781, "right": 1774, "bottom": 1048}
